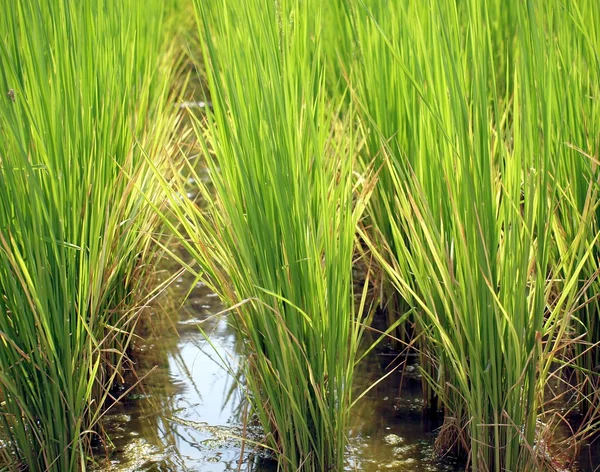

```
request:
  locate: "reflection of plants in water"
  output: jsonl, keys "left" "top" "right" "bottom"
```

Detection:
{"left": 97, "top": 253, "right": 257, "bottom": 470}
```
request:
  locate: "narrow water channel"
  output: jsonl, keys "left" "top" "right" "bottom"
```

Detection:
{"left": 94, "top": 258, "right": 467, "bottom": 472}
{"left": 95, "top": 258, "right": 600, "bottom": 471}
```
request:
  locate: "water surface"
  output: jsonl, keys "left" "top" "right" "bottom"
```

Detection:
{"left": 96, "top": 267, "right": 464, "bottom": 472}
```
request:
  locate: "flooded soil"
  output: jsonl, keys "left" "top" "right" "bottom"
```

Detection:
{"left": 94, "top": 262, "right": 466, "bottom": 472}
{"left": 94, "top": 260, "right": 600, "bottom": 471}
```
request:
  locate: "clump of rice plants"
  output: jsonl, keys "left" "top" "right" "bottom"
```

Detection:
{"left": 0, "top": 0, "right": 180, "bottom": 470}
{"left": 546, "top": 0, "right": 600, "bottom": 430}
{"left": 352, "top": 0, "right": 600, "bottom": 470}
{"left": 155, "top": 0, "right": 370, "bottom": 469}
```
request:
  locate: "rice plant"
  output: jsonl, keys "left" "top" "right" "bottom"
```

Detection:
{"left": 546, "top": 0, "right": 600, "bottom": 426}
{"left": 352, "top": 0, "right": 600, "bottom": 469}
{"left": 0, "top": 1, "right": 180, "bottom": 469}
{"left": 149, "top": 0, "right": 372, "bottom": 469}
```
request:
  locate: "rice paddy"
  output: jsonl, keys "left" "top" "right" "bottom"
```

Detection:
{"left": 1, "top": 0, "right": 599, "bottom": 471}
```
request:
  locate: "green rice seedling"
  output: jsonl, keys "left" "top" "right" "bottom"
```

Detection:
{"left": 0, "top": 1, "right": 180, "bottom": 469}
{"left": 150, "top": 0, "right": 371, "bottom": 469}
{"left": 354, "top": 0, "right": 599, "bottom": 469}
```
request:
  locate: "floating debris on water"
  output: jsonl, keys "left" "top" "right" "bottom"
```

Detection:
{"left": 384, "top": 434, "right": 404, "bottom": 446}
{"left": 93, "top": 438, "right": 167, "bottom": 472}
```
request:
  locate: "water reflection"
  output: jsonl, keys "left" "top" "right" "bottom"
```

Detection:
{"left": 96, "top": 257, "right": 467, "bottom": 472}
{"left": 96, "top": 261, "right": 600, "bottom": 472}
{"left": 346, "top": 340, "right": 462, "bottom": 472}
{"left": 96, "top": 269, "right": 248, "bottom": 470}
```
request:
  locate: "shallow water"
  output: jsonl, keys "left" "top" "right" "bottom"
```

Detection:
{"left": 96, "top": 268, "right": 600, "bottom": 472}
{"left": 94, "top": 263, "right": 468, "bottom": 472}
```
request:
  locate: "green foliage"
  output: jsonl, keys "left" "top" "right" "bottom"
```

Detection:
{"left": 177, "top": 0, "right": 600, "bottom": 469}
{"left": 351, "top": 0, "right": 600, "bottom": 469}
{"left": 0, "top": 1, "right": 179, "bottom": 470}
{"left": 152, "top": 0, "right": 371, "bottom": 469}
{"left": 547, "top": 0, "right": 600, "bottom": 421}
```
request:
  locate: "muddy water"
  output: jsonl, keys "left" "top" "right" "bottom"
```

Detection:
{"left": 95, "top": 261, "right": 600, "bottom": 471}
{"left": 95, "top": 261, "right": 467, "bottom": 472}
